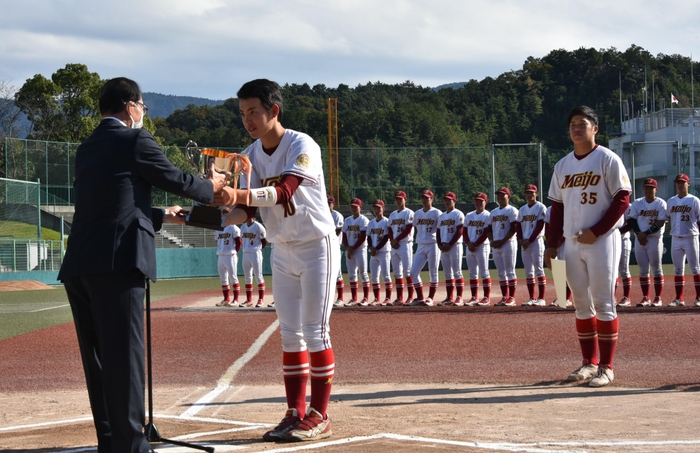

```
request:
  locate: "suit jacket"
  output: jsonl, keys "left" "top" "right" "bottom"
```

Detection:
{"left": 58, "top": 119, "right": 213, "bottom": 282}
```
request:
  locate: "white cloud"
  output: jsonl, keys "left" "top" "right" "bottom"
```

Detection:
{"left": 1, "top": 0, "right": 698, "bottom": 98}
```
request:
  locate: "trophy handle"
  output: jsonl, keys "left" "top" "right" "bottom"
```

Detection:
{"left": 184, "top": 140, "right": 200, "bottom": 173}
{"left": 230, "top": 153, "right": 252, "bottom": 179}
{"left": 226, "top": 154, "right": 241, "bottom": 177}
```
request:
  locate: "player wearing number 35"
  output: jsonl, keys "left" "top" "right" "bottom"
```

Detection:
{"left": 545, "top": 106, "right": 631, "bottom": 388}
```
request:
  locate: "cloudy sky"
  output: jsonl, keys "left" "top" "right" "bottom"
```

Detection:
{"left": 1, "top": 0, "right": 698, "bottom": 100}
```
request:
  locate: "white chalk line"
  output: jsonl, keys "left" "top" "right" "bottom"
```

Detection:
{"left": 0, "top": 302, "right": 70, "bottom": 314}
{"left": 0, "top": 416, "right": 93, "bottom": 432}
{"left": 172, "top": 425, "right": 268, "bottom": 441}
{"left": 156, "top": 413, "right": 271, "bottom": 427}
{"left": 30, "top": 303, "right": 70, "bottom": 312}
{"left": 179, "top": 319, "right": 280, "bottom": 419}
{"left": 49, "top": 448, "right": 93, "bottom": 453}
{"left": 261, "top": 433, "right": 583, "bottom": 453}
{"left": 9, "top": 416, "right": 700, "bottom": 453}
{"left": 0, "top": 414, "right": 263, "bottom": 433}
{"left": 245, "top": 433, "right": 700, "bottom": 453}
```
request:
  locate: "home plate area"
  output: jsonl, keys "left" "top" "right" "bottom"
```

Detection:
{"left": 13, "top": 381, "right": 698, "bottom": 453}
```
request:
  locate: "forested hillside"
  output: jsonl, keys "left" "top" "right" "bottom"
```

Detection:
{"left": 4, "top": 45, "right": 696, "bottom": 204}
{"left": 154, "top": 45, "right": 697, "bottom": 152}
{"left": 142, "top": 93, "right": 225, "bottom": 119}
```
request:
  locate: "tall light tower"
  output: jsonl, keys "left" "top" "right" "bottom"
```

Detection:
{"left": 327, "top": 98, "right": 339, "bottom": 202}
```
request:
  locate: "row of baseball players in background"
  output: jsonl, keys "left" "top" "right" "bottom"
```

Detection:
{"left": 214, "top": 216, "right": 271, "bottom": 307}
{"left": 328, "top": 173, "right": 700, "bottom": 308}
{"left": 211, "top": 171, "right": 700, "bottom": 309}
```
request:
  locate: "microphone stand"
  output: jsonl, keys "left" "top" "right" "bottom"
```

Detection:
{"left": 143, "top": 280, "right": 215, "bottom": 453}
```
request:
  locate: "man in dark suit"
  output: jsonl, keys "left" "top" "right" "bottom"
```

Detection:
{"left": 58, "top": 77, "right": 228, "bottom": 453}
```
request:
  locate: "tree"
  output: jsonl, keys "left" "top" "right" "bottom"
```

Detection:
{"left": 15, "top": 64, "right": 102, "bottom": 142}
{"left": 0, "top": 79, "right": 24, "bottom": 139}
{"left": 0, "top": 79, "right": 25, "bottom": 178}
{"left": 14, "top": 74, "right": 62, "bottom": 140}
{"left": 51, "top": 64, "right": 102, "bottom": 141}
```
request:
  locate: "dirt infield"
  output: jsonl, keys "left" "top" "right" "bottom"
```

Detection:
{"left": 3, "top": 382, "right": 700, "bottom": 452}
{"left": 2, "top": 282, "right": 700, "bottom": 452}
{"left": 0, "top": 280, "right": 54, "bottom": 291}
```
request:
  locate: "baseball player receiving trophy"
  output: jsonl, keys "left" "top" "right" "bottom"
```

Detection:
{"left": 217, "top": 79, "right": 340, "bottom": 442}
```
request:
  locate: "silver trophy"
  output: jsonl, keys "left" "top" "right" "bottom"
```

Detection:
{"left": 182, "top": 141, "right": 251, "bottom": 230}
{"left": 185, "top": 140, "right": 238, "bottom": 176}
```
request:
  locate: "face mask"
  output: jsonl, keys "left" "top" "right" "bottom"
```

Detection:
{"left": 129, "top": 103, "right": 144, "bottom": 129}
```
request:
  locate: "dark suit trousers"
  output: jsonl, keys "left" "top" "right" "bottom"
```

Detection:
{"left": 64, "top": 270, "right": 151, "bottom": 453}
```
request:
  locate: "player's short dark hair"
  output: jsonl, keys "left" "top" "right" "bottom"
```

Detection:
{"left": 567, "top": 106, "right": 598, "bottom": 126}
{"left": 99, "top": 77, "right": 142, "bottom": 115}
{"left": 237, "top": 79, "right": 284, "bottom": 119}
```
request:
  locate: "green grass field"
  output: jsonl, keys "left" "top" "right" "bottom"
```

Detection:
{"left": 0, "top": 220, "right": 63, "bottom": 240}
{"left": 0, "top": 264, "right": 688, "bottom": 342}
{"left": 0, "top": 277, "right": 230, "bottom": 341}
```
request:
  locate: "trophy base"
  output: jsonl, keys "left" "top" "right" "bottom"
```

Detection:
{"left": 185, "top": 205, "right": 224, "bottom": 231}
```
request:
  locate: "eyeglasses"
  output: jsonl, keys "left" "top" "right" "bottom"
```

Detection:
{"left": 131, "top": 101, "right": 148, "bottom": 113}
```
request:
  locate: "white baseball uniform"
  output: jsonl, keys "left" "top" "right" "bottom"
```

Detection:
{"left": 438, "top": 208, "right": 465, "bottom": 282}
{"left": 613, "top": 208, "right": 634, "bottom": 303}
{"left": 241, "top": 129, "right": 341, "bottom": 354}
{"left": 619, "top": 209, "right": 632, "bottom": 280}
{"left": 367, "top": 216, "right": 392, "bottom": 285}
{"left": 241, "top": 220, "right": 267, "bottom": 285}
{"left": 489, "top": 204, "right": 519, "bottom": 296}
{"left": 389, "top": 207, "right": 414, "bottom": 278}
{"left": 548, "top": 144, "right": 631, "bottom": 322}
{"left": 629, "top": 196, "right": 667, "bottom": 279}
{"left": 464, "top": 209, "right": 491, "bottom": 280}
{"left": 666, "top": 193, "right": 700, "bottom": 277}
{"left": 544, "top": 205, "right": 571, "bottom": 305}
{"left": 216, "top": 225, "right": 241, "bottom": 286}
{"left": 331, "top": 210, "right": 344, "bottom": 233}
{"left": 518, "top": 201, "right": 547, "bottom": 280}
{"left": 545, "top": 206, "right": 565, "bottom": 260}
{"left": 410, "top": 207, "right": 443, "bottom": 292}
{"left": 519, "top": 200, "right": 547, "bottom": 303}
{"left": 331, "top": 209, "right": 344, "bottom": 283}
{"left": 389, "top": 206, "right": 415, "bottom": 302}
{"left": 343, "top": 214, "right": 370, "bottom": 284}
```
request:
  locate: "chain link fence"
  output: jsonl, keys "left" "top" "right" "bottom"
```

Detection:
{"left": 0, "top": 177, "right": 66, "bottom": 272}
{"left": 5, "top": 138, "right": 571, "bottom": 208}
{"left": 331, "top": 145, "right": 569, "bottom": 207}
{"left": 1, "top": 177, "right": 41, "bottom": 236}
{"left": 3, "top": 137, "right": 571, "bottom": 240}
